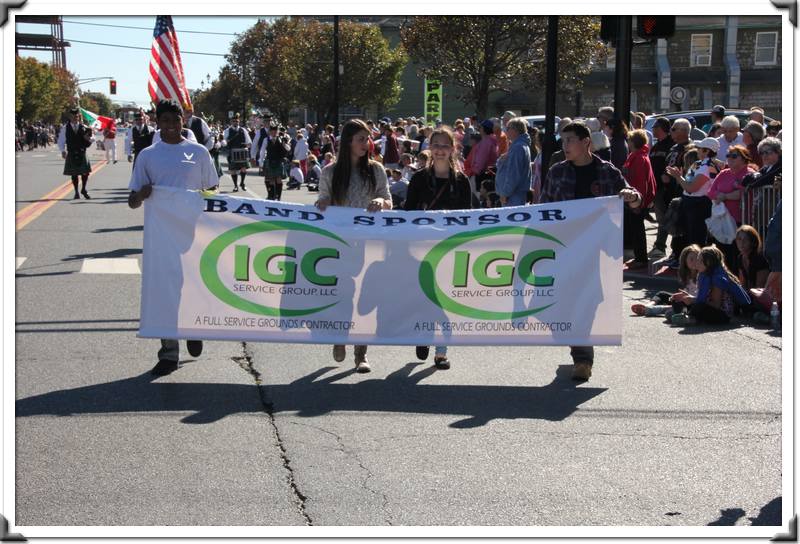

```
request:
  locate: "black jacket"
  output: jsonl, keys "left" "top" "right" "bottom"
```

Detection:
{"left": 742, "top": 159, "right": 781, "bottom": 190}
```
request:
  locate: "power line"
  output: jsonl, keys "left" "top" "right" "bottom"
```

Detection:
{"left": 62, "top": 19, "right": 239, "bottom": 36}
{"left": 65, "top": 38, "right": 227, "bottom": 57}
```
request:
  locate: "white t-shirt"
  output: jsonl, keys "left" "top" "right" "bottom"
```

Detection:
{"left": 152, "top": 128, "right": 197, "bottom": 145}
{"left": 683, "top": 158, "right": 715, "bottom": 197}
{"left": 128, "top": 139, "right": 218, "bottom": 192}
{"left": 716, "top": 132, "right": 743, "bottom": 161}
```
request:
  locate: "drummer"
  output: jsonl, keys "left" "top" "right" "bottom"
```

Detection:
{"left": 223, "top": 113, "right": 252, "bottom": 192}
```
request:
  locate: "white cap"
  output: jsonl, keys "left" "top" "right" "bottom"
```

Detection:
{"left": 695, "top": 137, "right": 720, "bottom": 153}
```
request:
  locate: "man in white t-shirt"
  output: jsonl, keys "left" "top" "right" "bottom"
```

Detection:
{"left": 716, "top": 115, "right": 744, "bottom": 161}
{"left": 128, "top": 99, "right": 218, "bottom": 376}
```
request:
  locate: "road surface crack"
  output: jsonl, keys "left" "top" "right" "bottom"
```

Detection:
{"left": 232, "top": 343, "right": 312, "bottom": 526}
{"left": 290, "top": 421, "right": 394, "bottom": 525}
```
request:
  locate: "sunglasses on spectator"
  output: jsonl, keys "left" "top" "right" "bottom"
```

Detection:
{"left": 726, "top": 153, "right": 741, "bottom": 159}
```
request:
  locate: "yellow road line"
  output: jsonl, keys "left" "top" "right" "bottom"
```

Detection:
{"left": 16, "top": 160, "right": 109, "bottom": 231}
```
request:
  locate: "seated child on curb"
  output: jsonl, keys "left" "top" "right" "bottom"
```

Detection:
{"left": 287, "top": 159, "right": 304, "bottom": 189}
{"left": 631, "top": 244, "right": 701, "bottom": 317}
{"left": 734, "top": 224, "right": 771, "bottom": 321}
{"left": 671, "top": 245, "right": 751, "bottom": 326}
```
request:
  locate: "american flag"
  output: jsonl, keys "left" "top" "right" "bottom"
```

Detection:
{"left": 147, "top": 16, "right": 193, "bottom": 110}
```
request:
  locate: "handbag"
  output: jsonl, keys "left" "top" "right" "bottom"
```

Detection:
{"left": 705, "top": 201, "right": 737, "bottom": 244}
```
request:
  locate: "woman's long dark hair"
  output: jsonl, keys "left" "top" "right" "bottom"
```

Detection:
{"left": 330, "top": 119, "right": 377, "bottom": 205}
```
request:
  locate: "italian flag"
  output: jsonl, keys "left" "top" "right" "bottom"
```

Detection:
{"left": 79, "top": 107, "right": 114, "bottom": 131}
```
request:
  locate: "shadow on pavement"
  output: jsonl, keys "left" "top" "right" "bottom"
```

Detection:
{"left": 706, "top": 496, "right": 781, "bottom": 526}
{"left": 62, "top": 248, "right": 142, "bottom": 261}
{"left": 92, "top": 225, "right": 143, "bottom": 233}
{"left": 15, "top": 364, "right": 606, "bottom": 428}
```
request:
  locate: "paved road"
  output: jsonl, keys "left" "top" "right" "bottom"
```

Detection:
{"left": 12, "top": 138, "right": 784, "bottom": 533}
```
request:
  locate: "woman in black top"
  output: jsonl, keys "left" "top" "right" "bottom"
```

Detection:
{"left": 404, "top": 126, "right": 473, "bottom": 369}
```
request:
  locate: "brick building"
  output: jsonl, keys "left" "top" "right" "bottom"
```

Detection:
{"left": 379, "top": 15, "right": 783, "bottom": 122}
{"left": 300, "top": 16, "right": 783, "bottom": 123}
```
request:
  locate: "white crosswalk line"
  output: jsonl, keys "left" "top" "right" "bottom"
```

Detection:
{"left": 80, "top": 258, "right": 141, "bottom": 274}
{"left": 16, "top": 257, "right": 26, "bottom": 270}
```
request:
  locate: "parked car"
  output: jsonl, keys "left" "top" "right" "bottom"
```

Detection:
{"left": 644, "top": 109, "right": 774, "bottom": 134}
{"left": 522, "top": 115, "right": 561, "bottom": 134}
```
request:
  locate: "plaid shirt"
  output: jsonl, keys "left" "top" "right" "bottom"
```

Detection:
{"left": 540, "top": 155, "right": 636, "bottom": 203}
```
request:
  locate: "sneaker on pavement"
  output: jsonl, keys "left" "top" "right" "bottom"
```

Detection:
{"left": 241, "top": 184, "right": 247, "bottom": 191}
{"left": 415, "top": 346, "right": 430, "bottom": 360}
{"left": 81, "top": 190, "right": 91, "bottom": 200}
{"left": 647, "top": 247, "right": 666, "bottom": 259}
{"left": 187, "top": 340, "right": 203, "bottom": 357}
{"left": 433, "top": 355, "right": 450, "bottom": 370}
{"left": 151, "top": 359, "right": 178, "bottom": 376}
{"left": 671, "top": 313, "right": 697, "bottom": 326}
{"left": 572, "top": 362, "right": 592, "bottom": 381}
{"left": 332, "top": 344, "right": 346, "bottom": 362}
{"left": 355, "top": 358, "right": 371, "bottom": 373}
{"left": 664, "top": 308, "right": 676, "bottom": 320}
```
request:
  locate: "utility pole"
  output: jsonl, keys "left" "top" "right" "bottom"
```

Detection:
{"left": 613, "top": 16, "right": 633, "bottom": 122}
{"left": 541, "top": 15, "right": 559, "bottom": 188}
{"left": 332, "top": 16, "right": 340, "bottom": 136}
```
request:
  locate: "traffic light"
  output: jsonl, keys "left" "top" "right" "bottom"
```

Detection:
{"left": 109, "top": 79, "right": 117, "bottom": 95}
{"left": 637, "top": 16, "right": 675, "bottom": 39}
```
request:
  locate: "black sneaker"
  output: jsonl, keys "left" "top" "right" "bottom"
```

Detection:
{"left": 187, "top": 340, "right": 203, "bottom": 358}
{"left": 81, "top": 190, "right": 91, "bottom": 200}
{"left": 151, "top": 359, "right": 178, "bottom": 376}
{"left": 415, "top": 346, "right": 430, "bottom": 360}
{"left": 240, "top": 184, "right": 246, "bottom": 191}
{"left": 73, "top": 193, "right": 80, "bottom": 200}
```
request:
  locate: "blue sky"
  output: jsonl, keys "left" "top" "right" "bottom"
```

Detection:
{"left": 17, "top": 16, "right": 263, "bottom": 107}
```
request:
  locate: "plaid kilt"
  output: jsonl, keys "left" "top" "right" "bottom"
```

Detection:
{"left": 63, "top": 150, "right": 91, "bottom": 176}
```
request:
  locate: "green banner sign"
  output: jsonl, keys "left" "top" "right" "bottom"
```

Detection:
{"left": 424, "top": 79, "right": 442, "bottom": 125}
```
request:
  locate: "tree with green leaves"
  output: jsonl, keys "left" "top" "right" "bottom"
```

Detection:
{"left": 79, "top": 91, "right": 114, "bottom": 117}
{"left": 16, "top": 57, "right": 78, "bottom": 123}
{"left": 223, "top": 17, "right": 407, "bottom": 125}
{"left": 400, "top": 16, "right": 603, "bottom": 119}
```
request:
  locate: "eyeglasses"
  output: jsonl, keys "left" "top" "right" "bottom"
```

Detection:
{"left": 726, "top": 153, "right": 741, "bottom": 159}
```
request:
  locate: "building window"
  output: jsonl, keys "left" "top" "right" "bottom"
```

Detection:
{"left": 606, "top": 47, "right": 616, "bottom": 69}
{"left": 755, "top": 31, "right": 778, "bottom": 65}
{"left": 690, "top": 34, "right": 712, "bottom": 67}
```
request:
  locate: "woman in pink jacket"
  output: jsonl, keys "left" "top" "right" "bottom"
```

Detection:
{"left": 706, "top": 144, "right": 757, "bottom": 273}
{"left": 622, "top": 130, "right": 657, "bottom": 268}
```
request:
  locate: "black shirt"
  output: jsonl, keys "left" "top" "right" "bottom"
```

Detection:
{"left": 738, "top": 252, "right": 769, "bottom": 290}
{"left": 404, "top": 169, "right": 473, "bottom": 211}
{"left": 573, "top": 162, "right": 597, "bottom": 200}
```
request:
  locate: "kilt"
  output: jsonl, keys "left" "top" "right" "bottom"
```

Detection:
{"left": 265, "top": 161, "right": 284, "bottom": 178}
{"left": 63, "top": 151, "right": 92, "bottom": 176}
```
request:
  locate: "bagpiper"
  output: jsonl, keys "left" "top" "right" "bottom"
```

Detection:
{"left": 57, "top": 107, "right": 95, "bottom": 199}
{"left": 124, "top": 111, "right": 155, "bottom": 166}
{"left": 223, "top": 113, "right": 252, "bottom": 192}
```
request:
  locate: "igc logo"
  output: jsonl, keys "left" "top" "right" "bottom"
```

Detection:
{"left": 419, "top": 226, "right": 565, "bottom": 320}
{"left": 200, "top": 221, "right": 346, "bottom": 316}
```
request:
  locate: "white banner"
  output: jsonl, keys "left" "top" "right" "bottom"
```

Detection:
{"left": 140, "top": 187, "right": 623, "bottom": 346}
